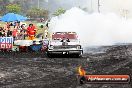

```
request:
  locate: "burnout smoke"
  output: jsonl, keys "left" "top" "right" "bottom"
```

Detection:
{"left": 49, "top": 7, "right": 132, "bottom": 47}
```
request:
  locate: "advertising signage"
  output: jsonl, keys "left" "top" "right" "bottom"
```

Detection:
{"left": 0, "top": 37, "right": 13, "bottom": 49}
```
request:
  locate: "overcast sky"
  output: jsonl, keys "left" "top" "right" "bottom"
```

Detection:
{"left": 41, "top": 0, "right": 89, "bottom": 15}
{"left": 46, "top": 0, "right": 132, "bottom": 18}
{"left": 12, "top": 0, "right": 129, "bottom": 18}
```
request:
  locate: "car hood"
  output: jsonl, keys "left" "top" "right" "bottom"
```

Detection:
{"left": 50, "top": 41, "right": 80, "bottom": 46}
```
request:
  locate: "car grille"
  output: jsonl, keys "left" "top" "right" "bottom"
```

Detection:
{"left": 53, "top": 45, "right": 77, "bottom": 49}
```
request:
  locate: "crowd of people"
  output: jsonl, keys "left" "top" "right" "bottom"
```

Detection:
{"left": 0, "top": 22, "right": 37, "bottom": 40}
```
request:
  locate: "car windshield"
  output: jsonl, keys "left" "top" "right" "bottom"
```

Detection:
{"left": 52, "top": 32, "right": 77, "bottom": 40}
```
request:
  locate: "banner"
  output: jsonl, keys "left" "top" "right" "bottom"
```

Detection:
{"left": 78, "top": 75, "right": 130, "bottom": 84}
{"left": 0, "top": 37, "right": 13, "bottom": 49}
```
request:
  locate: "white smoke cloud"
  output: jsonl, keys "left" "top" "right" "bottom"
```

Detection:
{"left": 49, "top": 7, "right": 132, "bottom": 47}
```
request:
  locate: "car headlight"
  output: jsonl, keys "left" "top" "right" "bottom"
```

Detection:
{"left": 77, "top": 45, "right": 81, "bottom": 49}
{"left": 49, "top": 45, "right": 54, "bottom": 49}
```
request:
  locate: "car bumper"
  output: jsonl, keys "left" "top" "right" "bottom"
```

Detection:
{"left": 47, "top": 49, "right": 83, "bottom": 55}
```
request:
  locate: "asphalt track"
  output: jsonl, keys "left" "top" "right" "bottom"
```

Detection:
{"left": 0, "top": 45, "right": 132, "bottom": 88}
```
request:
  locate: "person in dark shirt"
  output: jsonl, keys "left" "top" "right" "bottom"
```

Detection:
{"left": 0, "top": 31, "right": 2, "bottom": 37}
{"left": 0, "top": 27, "right": 2, "bottom": 37}
{"left": 7, "top": 30, "right": 12, "bottom": 37}
{"left": 2, "top": 30, "right": 5, "bottom": 37}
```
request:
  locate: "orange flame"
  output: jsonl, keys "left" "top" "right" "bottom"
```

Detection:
{"left": 78, "top": 66, "right": 86, "bottom": 76}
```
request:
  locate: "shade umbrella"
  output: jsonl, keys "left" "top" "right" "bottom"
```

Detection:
{"left": 1, "top": 13, "right": 27, "bottom": 22}
{"left": 15, "top": 14, "right": 28, "bottom": 21}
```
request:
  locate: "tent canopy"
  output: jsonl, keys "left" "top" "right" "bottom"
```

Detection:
{"left": 1, "top": 13, "right": 27, "bottom": 22}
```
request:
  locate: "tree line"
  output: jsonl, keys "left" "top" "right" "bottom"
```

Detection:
{"left": 0, "top": 0, "right": 66, "bottom": 18}
{"left": 0, "top": 0, "right": 48, "bottom": 19}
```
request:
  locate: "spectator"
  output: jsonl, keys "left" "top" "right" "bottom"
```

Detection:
{"left": 7, "top": 30, "right": 12, "bottom": 37}
{"left": 0, "top": 29, "right": 2, "bottom": 37}
{"left": 2, "top": 30, "right": 6, "bottom": 37}
{"left": 4, "top": 22, "right": 11, "bottom": 30}
{"left": 27, "top": 24, "right": 37, "bottom": 40}
{"left": 14, "top": 22, "right": 21, "bottom": 33}
{"left": 19, "top": 30, "right": 25, "bottom": 40}
{"left": 0, "top": 27, "right": 3, "bottom": 31}
{"left": 12, "top": 28, "right": 18, "bottom": 40}
{"left": 21, "top": 24, "right": 27, "bottom": 39}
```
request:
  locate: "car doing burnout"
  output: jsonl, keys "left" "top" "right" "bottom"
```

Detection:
{"left": 47, "top": 32, "right": 83, "bottom": 57}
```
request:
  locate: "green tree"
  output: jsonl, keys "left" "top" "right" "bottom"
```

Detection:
{"left": 27, "top": 7, "right": 48, "bottom": 18}
{"left": 53, "top": 8, "right": 66, "bottom": 16}
{"left": 0, "top": 0, "right": 10, "bottom": 15}
{"left": 6, "top": 4, "right": 21, "bottom": 14}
